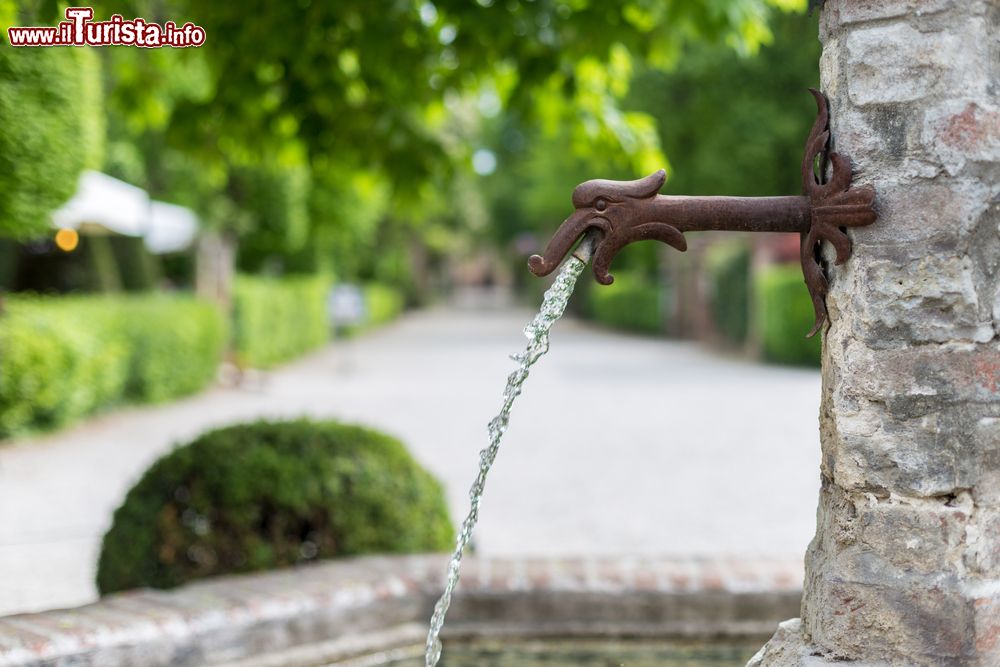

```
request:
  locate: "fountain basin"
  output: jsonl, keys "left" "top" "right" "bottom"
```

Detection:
{"left": 370, "top": 638, "right": 764, "bottom": 666}
{"left": 0, "top": 555, "right": 801, "bottom": 667}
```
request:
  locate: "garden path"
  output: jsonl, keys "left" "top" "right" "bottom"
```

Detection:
{"left": 0, "top": 299, "right": 820, "bottom": 616}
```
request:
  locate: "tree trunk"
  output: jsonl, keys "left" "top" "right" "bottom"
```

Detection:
{"left": 195, "top": 230, "right": 236, "bottom": 310}
{"left": 751, "top": 1, "right": 1000, "bottom": 665}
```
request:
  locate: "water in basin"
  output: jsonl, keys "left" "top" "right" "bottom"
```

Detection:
{"left": 352, "top": 638, "right": 759, "bottom": 666}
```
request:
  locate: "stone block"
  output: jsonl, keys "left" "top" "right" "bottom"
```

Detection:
{"left": 971, "top": 593, "right": 1000, "bottom": 663}
{"left": 924, "top": 100, "right": 1000, "bottom": 176}
{"left": 822, "top": 344, "right": 1000, "bottom": 495}
{"left": 829, "top": 104, "right": 946, "bottom": 182}
{"left": 842, "top": 343, "right": 1000, "bottom": 405}
{"left": 837, "top": 0, "right": 955, "bottom": 25}
{"left": 965, "top": 508, "right": 1000, "bottom": 576}
{"left": 858, "top": 179, "right": 991, "bottom": 246}
{"left": 810, "top": 575, "right": 979, "bottom": 665}
{"left": 845, "top": 24, "right": 964, "bottom": 106}
{"left": 855, "top": 253, "right": 993, "bottom": 345}
{"left": 972, "top": 418, "right": 1000, "bottom": 507}
{"left": 855, "top": 499, "right": 969, "bottom": 575}
{"left": 805, "top": 482, "right": 970, "bottom": 572}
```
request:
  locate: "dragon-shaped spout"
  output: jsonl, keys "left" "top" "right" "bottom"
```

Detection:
{"left": 528, "top": 89, "right": 877, "bottom": 337}
{"left": 527, "top": 170, "right": 679, "bottom": 283}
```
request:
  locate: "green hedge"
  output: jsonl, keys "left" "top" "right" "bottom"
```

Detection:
{"left": 754, "top": 264, "right": 822, "bottom": 367}
{"left": 587, "top": 272, "right": 663, "bottom": 335}
{"left": 331, "top": 282, "right": 405, "bottom": 337}
{"left": 0, "top": 296, "right": 226, "bottom": 438}
{"left": 0, "top": 300, "right": 127, "bottom": 436}
{"left": 232, "top": 274, "right": 331, "bottom": 368}
{"left": 118, "top": 299, "right": 228, "bottom": 402}
{"left": 363, "top": 283, "right": 404, "bottom": 328}
{"left": 706, "top": 241, "right": 750, "bottom": 345}
{"left": 97, "top": 419, "right": 454, "bottom": 593}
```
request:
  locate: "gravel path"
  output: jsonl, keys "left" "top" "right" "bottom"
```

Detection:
{"left": 0, "top": 302, "right": 821, "bottom": 615}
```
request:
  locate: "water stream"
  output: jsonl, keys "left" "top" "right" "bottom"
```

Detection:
{"left": 423, "top": 237, "right": 594, "bottom": 667}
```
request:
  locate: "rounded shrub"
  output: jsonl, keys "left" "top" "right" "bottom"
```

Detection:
{"left": 97, "top": 419, "right": 454, "bottom": 593}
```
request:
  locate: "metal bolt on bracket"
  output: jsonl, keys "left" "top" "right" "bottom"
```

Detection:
{"left": 528, "top": 89, "right": 877, "bottom": 337}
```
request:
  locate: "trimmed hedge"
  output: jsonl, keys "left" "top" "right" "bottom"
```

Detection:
{"left": 754, "top": 264, "right": 822, "bottom": 367}
{"left": 587, "top": 272, "right": 663, "bottom": 335}
{"left": 363, "top": 283, "right": 404, "bottom": 329}
{"left": 118, "top": 299, "right": 228, "bottom": 402}
{"left": 97, "top": 419, "right": 454, "bottom": 593}
{"left": 705, "top": 241, "right": 750, "bottom": 345}
{"left": 0, "top": 296, "right": 226, "bottom": 438}
{"left": 232, "top": 274, "right": 331, "bottom": 368}
{"left": 335, "top": 283, "right": 407, "bottom": 336}
{"left": 0, "top": 300, "right": 127, "bottom": 436}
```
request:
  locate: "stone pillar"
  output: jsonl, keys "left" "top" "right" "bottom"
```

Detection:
{"left": 751, "top": 1, "right": 1000, "bottom": 666}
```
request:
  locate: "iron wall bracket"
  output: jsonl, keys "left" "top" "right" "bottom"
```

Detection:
{"left": 528, "top": 89, "right": 877, "bottom": 337}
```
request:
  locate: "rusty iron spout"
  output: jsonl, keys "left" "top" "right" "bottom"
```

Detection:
{"left": 528, "top": 89, "right": 877, "bottom": 337}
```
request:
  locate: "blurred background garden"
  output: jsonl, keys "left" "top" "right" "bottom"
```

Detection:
{"left": 1, "top": 0, "right": 825, "bottom": 617}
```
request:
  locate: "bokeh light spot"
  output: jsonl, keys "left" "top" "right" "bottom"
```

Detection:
{"left": 55, "top": 228, "right": 79, "bottom": 252}
{"left": 472, "top": 149, "right": 497, "bottom": 175}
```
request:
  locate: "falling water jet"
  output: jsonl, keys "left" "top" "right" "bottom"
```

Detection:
{"left": 423, "top": 231, "right": 599, "bottom": 667}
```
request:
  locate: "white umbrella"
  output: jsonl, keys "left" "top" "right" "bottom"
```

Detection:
{"left": 145, "top": 201, "right": 199, "bottom": 254}
{"left": 52, "top": 171, "right": 200, "bottom": 254}
{"left": 52, "top": 170, "right": 150, "bottom": 237}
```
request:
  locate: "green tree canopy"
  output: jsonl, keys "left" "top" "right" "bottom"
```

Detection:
{"left": 473, "top": 7, "right": 818, "bottom": 280}
{"left": 0, "top": 44, "right": 103, "bottom": 239}
{"left": 3, "top": 0, "right": 808, "bottom": 282}
{"left": 140, "top": 0, "right": 802, "bottom": 185}
{"left": 627, "top": 9, "right": 821, "bottom": 197}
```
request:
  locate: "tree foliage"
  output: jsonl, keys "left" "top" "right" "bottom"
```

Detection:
{"left": 230, "top": 164, "right": 311, "bottom": 273}
{"left": 4, "top": 0, "right": 809, "bottom": 280}
{"left": 128, "top": 0, "right": 798, "bottom": 185}
{"left": 95, "top": 0, "right": 801, "bottom": 210}
{"left": 627, "top": 9, "right": 821, "bottom": 196}
{"left": 0, "top": 45, "right": 103, "bottom": 239}
{"left": 476, "top": 6, "right": 816, "bottom": 280}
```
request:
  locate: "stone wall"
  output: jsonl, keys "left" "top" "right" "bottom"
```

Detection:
{"left": 752, "top": 1, "right": 1000, "bottom": 665}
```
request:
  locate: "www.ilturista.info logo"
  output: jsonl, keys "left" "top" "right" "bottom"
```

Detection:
{"left": 6, "top": 7, "right": 206, "bottom": 47}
